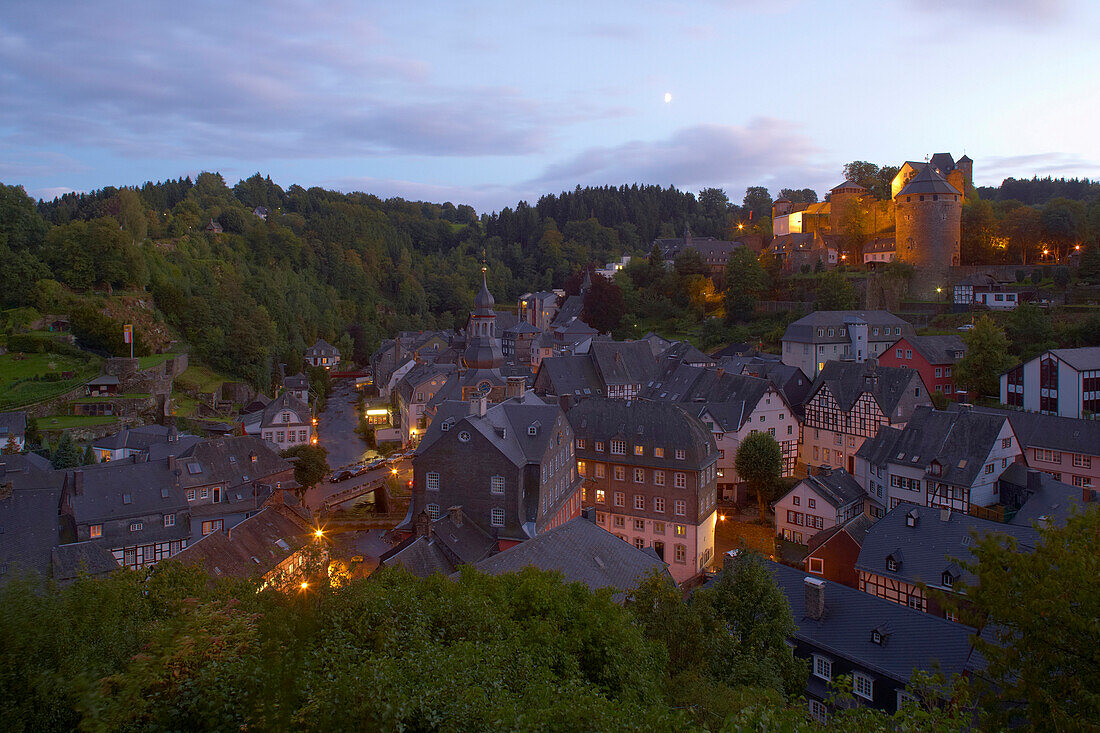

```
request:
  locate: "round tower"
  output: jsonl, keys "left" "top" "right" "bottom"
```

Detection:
{"left": 894, "top": 165, "right": 962, "bottom": 290}
{"left": 827, "top": 180, "right": 866, "bottom": 234}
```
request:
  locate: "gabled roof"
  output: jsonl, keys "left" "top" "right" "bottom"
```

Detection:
{"left": 260, "top": 391, "right": 310, "bottom": 428}
{"left": 897, "top": 163, "right": 961, "bottom": 197}
{"left": 658, "top": 340, "right": 716, "bottom": 367}
{"left": 808, "top": 513, "right": 874, "bottom": 552}
{"left": 305, "top": 338, "right": 339, "bottom": 356}
{"left": 567, "top": 398, "right": 716, "bottom": 470}
{"left": 177, "top": 435, "right": 293, "bottom": 491}
{"left": 1047, "top": 347, "right": 1100, "bottom": 372}
{"left": 789, "top": 468, "right": 864, "bottom": 509}
{"left": 928, "top": 152, "right": 956, "bottom": 175}
{"left": 0, "top": 411, "right": 26, "bottom": 438}
{"left": 92, "top": 424, "right": 180, "bottom": 452}
{"left": 503, "top": 321, "right": 541, "bottom": 335}
{"left": 877, "top": 406, "right": 1009, "bottom": 487}
{"left": 551, "top": 294, "right": 585, "bottom": 326}
{"left": 535, "top": 355, "right": 604, "bottom": 398}
{"left": 283, "top": 372, "right": 309, "bottom": 391}
{"left": 395, "top": 362, "right": 457, "bottom": 404}
{"left": 968, "top": 404, "right": 1100, "bottom": 456}
{"left": 765, "top": 560, "right": 979, "bottom": 684}
{"left": 51, "top": 541, "right": 119, "bottom": 582}
{"left": 782, "top": 310, "right": 912, "bottom": 344}
{"left": 808, "top": 360, "right": 921, "bottom": 417}
{"left": 830, "top": 180, "right": 865, "bottom": 192}
{"left": 896, "top": 335, "right": 967, "bottom": 365}
{"left": 173, "top": 504, "right": 315, "bottom": 581}
{"left": 0, "top": 463, "right": 64, "bottom": 581}
{"left": 469, "top": 516, "right": 670, "bottom": 601}
{"left": 998, "top": 463, "right": 1088, "bottom": 528}
{"left": 855, "top": 504, "right": 1038, "bottom": 589}
{"left": 87, "top": 375, "right": 120, "bottom": 387}
{"left": 381, "top": 509, "right": 497, "bottom": 576}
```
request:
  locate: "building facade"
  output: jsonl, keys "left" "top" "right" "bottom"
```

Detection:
{"left": 1001, "top": 347, "right": 1100, "bottom": 419}
{"left": 877, "top": 335, "right": 966, "bottom": 399}
{"left": 781, "top": 311, "right": 916, "bottom": 378}
{"left": 570, "top": 398, "right": 719, "bottom": 584}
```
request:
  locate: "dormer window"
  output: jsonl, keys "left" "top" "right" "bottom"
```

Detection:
{"left": 942, "top": 572, "right": 954, "bottom": 587}
{"left": 930, "top": 462, "right": 941, "bottom": 476}
{"left": 871, "top": 630, "right": 882, "bottom": 645}
{"left": 887, "top": 557, "right": 898, "bottom": 572}
{"left": 905, "top": 509, "right": 918, "bottom": 527}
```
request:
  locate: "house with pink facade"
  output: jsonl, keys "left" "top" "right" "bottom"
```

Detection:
{"left": 773, "top": 467, "right": 864, "bottom": 545}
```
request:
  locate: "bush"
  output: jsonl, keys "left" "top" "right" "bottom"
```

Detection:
{"left": 6, "top": 334, "right": 45, "bottom": 353}
{"left": 1031, "top": 270, "right": 1042, "bottom": 285}
{"left": 1015, "top": 269, "right": 1027, "bottom": 283}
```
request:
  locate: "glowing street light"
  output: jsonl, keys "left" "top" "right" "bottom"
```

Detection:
{"left": 313, "top": 528, "right": 324, "bottom": 539}
{"left": 299, "top": 581, "right": 309, "bottom": 591}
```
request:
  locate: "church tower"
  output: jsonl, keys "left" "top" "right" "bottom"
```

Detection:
{"left": 463, "top": 267, "right": 504, "bottom": 369}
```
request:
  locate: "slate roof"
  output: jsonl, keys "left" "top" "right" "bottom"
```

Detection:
{"left": 283, "top": 372, "right": 309, "bottom": 391}
{"left": 51, "top": 541, "right": 119, "bottom": 581}
{"left": 177, "top": 436, "right": 293, "bottom": 492}
{"left": 789, "top": 468, "right": 865, "bottom": 509}
{"left": 765, "top": 560, "right": 979, "bottom": 684}
{"left": 567, "top": 398, "right": 716, "bottom": 470}
{"left": 718, "top": 356, "right": 812, "bottom": 412}
{"left": 1047, "top": 347, "right": 1100, "bottom": 371}
{"left": 382, "top": 509, "right": 497, "bottom": 577}
{"left": 65, "top": 460, "right": 190, "bottom": 547}
{"left": 173, "top": 504, "right": 315, "bottom": 581}
{"left": 305, "top": 338, "right": 339, "bottom": 357}
{"left": 997, "top": 463, "right": 1089, "bottom": 528}
{"left": 535, "top": 355, "right": 605, "bottom": 398}
{"left": 928, "top": 152, "right": 956, "bottom": 175}
{"left": 809, "top": 360, "right": 922, "bottom": 417}
{"left": 710, "top": 342, "right": 755, "bottom": 359}
{"left": 659, "top": 340, "right": 716, "bottom": 367}
{"left": 503, "top": 321, "right": 541, "bottom": 335}
{"left": 855, "top": 504, "right": 1038, "bottom": 590}
{"left": 92, "top": 424, "right": 179, "bottom": 452}
{"left": 395, "top": 362, "right": 457, "bottom": 404}
{"left": 0, "top": 411, "right": 26, "bottom": 440}
{"left": 901, "top": 335, "right": 966, "bottom": 364}
{"left": 87, "top": 375, "right": 120, "bottom": 387}
{"left": 469, "top": 516, "right": 669, "bottom": 601}
{"left": 552, "top": 294, "right": 585, "bottom": 326}
{"left": 782, "top": 311, "right": 912, "bottom": 345}
{"left": 897, "top": 164, "right": 961, "bottom": 197}
{"left": 964, "top": 404, "right": 1100, "bottom": 457}
{"left": 873, "top": 406, "right": 1009, "bottom": 487}
{"left": 807, "top": 513, "right": 874, "bottom": 552}
{"left": 854, "top": 425, "right": 905, "bottom": 467}
{"left": 260, "top": 391, "right": 310, "bottom": 428}
{"left": 0, "top": 458, "right": 64, "bottom": 581}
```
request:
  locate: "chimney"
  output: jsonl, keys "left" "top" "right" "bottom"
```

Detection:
{"left": 507, "top": 375, "right": 525, "bottom": 399}
{"left": 449, "top": 506, "right": 463, "bottom": 527}
{"left": 479, "top": 395, "right": 487, "bottom": 417}
{"left": 415, "top": 511, "right": 432, "bottom": 539}
{"left": 73, "top": 470, "right": 84, "bottom": 496}
{"left": 581, "top": 506, "right": 596, "bottom": 523}
{"left": 804, "top": 577, "right": 826, "bottom": 621}
{"left": 940, "top": 507, "right": 952, "bottom": 522}
{"left": 168, "top": 455, "right": 176, "bottom": 471}
{"left": 1026, "top": 468, "right": 1042, "bottom": 494}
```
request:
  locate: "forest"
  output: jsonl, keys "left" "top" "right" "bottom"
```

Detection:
{"left": 1, "top": 169, "right": 1098, "bottom": 389}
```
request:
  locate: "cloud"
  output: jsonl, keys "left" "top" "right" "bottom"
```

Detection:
{"left": 0, "top": 1, "right": 609, "bottom": 165}
{"left": 322, "top": 174, "right": 515, "bottom": 212}
{"left": 977, "top": 152, "right": 1100, "bottom": 184}
{"left": 901, "top": 0, "right": 1067, "bottom": 26}
{"left": 528, "top": 119, "right": 831, "bottom": 196}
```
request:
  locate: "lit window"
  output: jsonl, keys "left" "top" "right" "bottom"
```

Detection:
{"left": 90, "top": 524, "right": 102, "bottom": 538}
{"left": 674, "top": 524, "right": 686, "bottom": 537}
{"left": 634, "top": 445, "right": 644, "bottom": 456}
{"left": 577, "top": 461, "right": 586, "bottom": 476}
{"left": 595, "top": 489, "right": 606, "bottom": 503}
{"left": 654, "top": 447, "right": 664, "bottom": 458}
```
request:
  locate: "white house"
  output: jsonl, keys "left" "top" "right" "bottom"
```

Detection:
{"left": 1001, "top": 347, "right": 1100, "bottom": 419}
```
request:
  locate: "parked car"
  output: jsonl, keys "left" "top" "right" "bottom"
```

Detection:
{"left": 957, "top": 323, "right": 974, "bottom": 331}
{"left": 329, "top": 469, "right": 353, "bottom": 483}
{"left": 350, "top": 464, "right": 370, "bottom": 477}
{"left": 384, "top": 454, "right": 403, "bottom": 466}
{"left": 365, "top": 458, "right": 385, "bottom": 471}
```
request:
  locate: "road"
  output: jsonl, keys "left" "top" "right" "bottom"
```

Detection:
{"left": 316, "top": 380, "right": 376, "bottom": 470}
{"left": 304, "top": 459, "right": 412, "bottom": 513}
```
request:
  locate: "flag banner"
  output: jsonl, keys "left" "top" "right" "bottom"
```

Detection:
{"left": 123, "top": 324, "right": 133, "bottom": 344}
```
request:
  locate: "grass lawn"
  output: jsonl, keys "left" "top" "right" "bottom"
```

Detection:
{"left": 0, "top": 352, "right": 100, "bottom": 410}
{"left": 72, "top": 394, "right": 151, "bottom": 403}
{"left": 138, "top": 353, "right": 175, "bottom": 370}
{"left": 176, "top": 365, "right": 230, "bottom": 394}
{"left": 170, "top": 392, "right": 202, "bottom": 417}
{"left": 38, "top": 415, "right": 120, "bottom": 431}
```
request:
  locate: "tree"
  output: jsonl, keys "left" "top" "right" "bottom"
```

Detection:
{"left": 835, "top": 195, "right": 872, "bottom": 262}
{"left": 50, "top": 432, "right": 84, "bottom": 469}
{"left": 843, "top": 161, "right": 880, "bottom": 190}
{"left": 955, "top": 316, "right": 1015, "bottom": 398}
{"left": 2, "top": 434, "right": 20, "bottom": 455}
{"left": 281, "top": 444, "right": 329, "bottom": 494}
{"left": 742, "top": 186, "right": 773, "bottom": 223}
{"left": 581, "top": 272, "right": 626, "bottom": 334}
{"left": 961, "top": 199, "right": 998, "bottom": 264}
{"left": 952, "top": 509, "right": 1100, "bottom": 731}
{"left": 1080, "top": 247, "right": 1100, "bottom": 283}
{"left": 723, "top": 247, "right": 769, "bottom": 323}
{"left": 82, "top": 445, "right": 98, "bottom": 465}
{"left": 1005, "top": 303, "right": 1056, "bottom": 361}
{"left": 734, "top": 431, "right": 783, "bottom": 519}
{"left": 1001, "top": 205, "right": 1042, "bottom": 265}
{"left": 697, "top": 187, "right": 729, "bottom": 218}
{"left": 815, "top": 271, "right": 858, "bottom": 310}
{"left": 777, "top": 188, "right": 818, "bottom": 204}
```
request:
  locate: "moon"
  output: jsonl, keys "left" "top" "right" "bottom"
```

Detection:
{"left": 663, "top": 92, "right": 672, "bottom": 104}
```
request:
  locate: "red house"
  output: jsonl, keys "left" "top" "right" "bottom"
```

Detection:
{"left": 804, "top": 514, "right": 873, "bottom": 589}
{"left": 879, "top": 335, "right": 966, "bottom": 399}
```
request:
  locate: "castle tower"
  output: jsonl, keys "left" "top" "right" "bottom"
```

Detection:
{"left": 827, "top": 180, "right": 866, "bottom": 234}
{"left": 894, "top": 165, "right": 962, "bottom": 289}
{"left": 956, "top": 155, "right": 973, "bottom": 194}
{"left": 772, "top": 197, "right": 793, "bottom": 218}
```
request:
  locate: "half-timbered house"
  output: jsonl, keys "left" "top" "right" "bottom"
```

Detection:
{"left": 801, "top": 360, "right": 929, "bottom": 475}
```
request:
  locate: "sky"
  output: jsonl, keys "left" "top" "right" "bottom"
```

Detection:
{"left": 2, "top": 0, "right": 1098, "bottom": 213}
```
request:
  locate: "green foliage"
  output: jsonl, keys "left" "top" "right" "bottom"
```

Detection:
{"left": 581, "top": 272, "right": 626, "bottom": 334}
{"left": 955, "top": 316, "right": 1015, "bottom": 398}
{"left": 1005, "top": 303, "right": 1056, "bottom": 361}
{"left": 814, "top": 271, "right": 858, "bottom": 310}
{"left": 281, "top": 443, "right": 329, "bottom": 493}
{"left": 953, "top": 508, "right": 1100, "bottom": 731}
{"left": 49, "top": 432, "right": 84, "bottom": 469}
{"left": 724, "top": 247, "right": 769, "bottom": 324}
{"left": 734, "top": 431, "right": 784, "bottom": 518}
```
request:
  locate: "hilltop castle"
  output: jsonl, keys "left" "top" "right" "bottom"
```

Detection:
{"left": 769, "top": 152, "right": 972, "bottom": 288}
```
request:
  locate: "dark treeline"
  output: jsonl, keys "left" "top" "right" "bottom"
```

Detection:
{"left": 976, "top": 176, "right": 1100, "bottom": 206}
